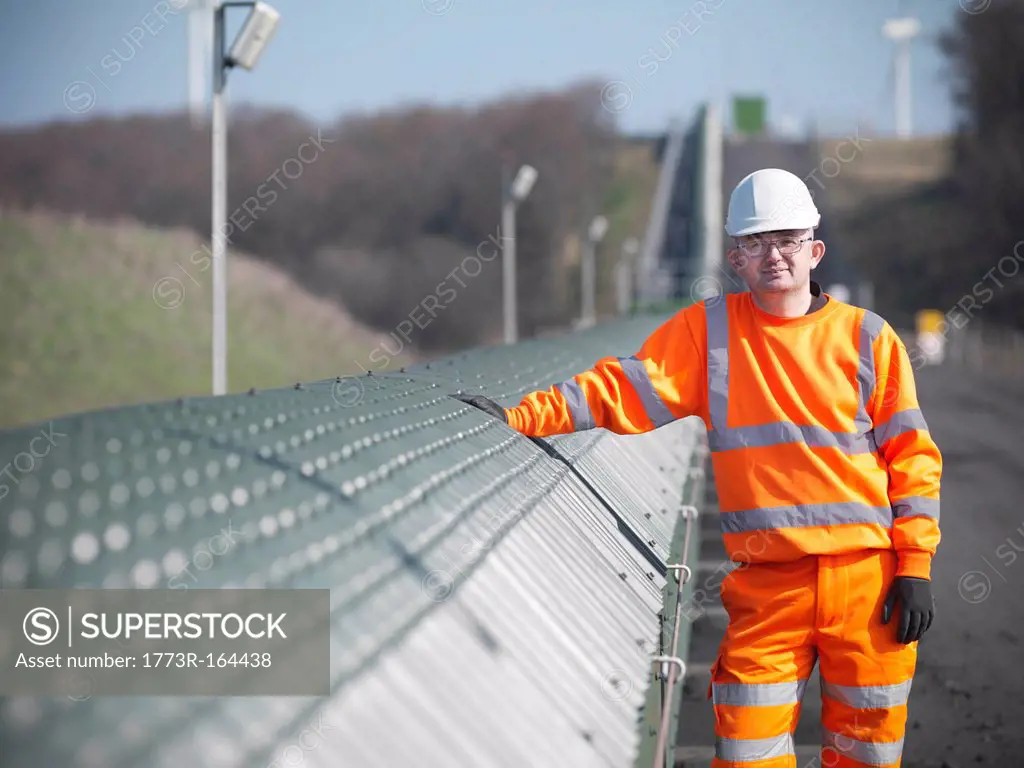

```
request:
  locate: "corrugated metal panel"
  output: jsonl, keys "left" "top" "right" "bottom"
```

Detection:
{"left": 0, "top": 313, "right": 706, "bottom": 768}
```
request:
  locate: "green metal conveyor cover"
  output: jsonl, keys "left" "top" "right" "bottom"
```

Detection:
{"left": 0, "top": 313, "right": 707, "bottom": 768}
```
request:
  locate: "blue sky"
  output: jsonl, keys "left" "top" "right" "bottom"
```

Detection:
{"left": 0, "top": 0, "right": 966, "bottom": 136}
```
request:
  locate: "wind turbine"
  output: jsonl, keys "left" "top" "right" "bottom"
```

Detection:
{"left": 186, "top": 0, "right": 215, "bottom": 125}
{"left": 882, "top": 13, "right": 920, "bottom": 139}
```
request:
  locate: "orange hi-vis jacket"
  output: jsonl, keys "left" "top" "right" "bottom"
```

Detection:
{"left": 505, "top": 290, "right": 942, "bottom": 580}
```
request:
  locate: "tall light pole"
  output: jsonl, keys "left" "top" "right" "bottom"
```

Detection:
{"left": 616, "top": 236, "right": 639, "bottom": 316}
{"left": 580, "top": 215, "right": 608, "bottom": 328}
{"left": 883, "top": 17, "right": 919, "bottom": 139}
{"left": 501, "top": 163, "right": 538, "bottom": 345}
{"left": 211, "top": 1, "right": 280, "bottom": 395}
{"left": 186, "top": 0, "right": 214, "bottom": 126}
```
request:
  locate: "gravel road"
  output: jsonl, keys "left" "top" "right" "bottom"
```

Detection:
{"left": 900, "top": 360, "right": 1024, "bottom": 767}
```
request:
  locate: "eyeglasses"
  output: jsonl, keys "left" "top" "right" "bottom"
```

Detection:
{"left": 735, "top": 236, "right": 812, "bottom": 257}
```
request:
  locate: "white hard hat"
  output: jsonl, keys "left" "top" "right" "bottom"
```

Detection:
{"left": 725, "top": 168, "right": 820, "bottom": 237}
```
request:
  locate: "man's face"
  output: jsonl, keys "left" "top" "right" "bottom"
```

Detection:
{"left": 727, "top": 228, "right": 825, "bottom": 294}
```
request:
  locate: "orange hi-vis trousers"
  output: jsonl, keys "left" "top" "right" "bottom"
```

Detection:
{"left": 709, "top": 548, "right": 916, "bottom": 768}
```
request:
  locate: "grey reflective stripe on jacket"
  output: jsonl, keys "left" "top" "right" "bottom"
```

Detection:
{"left": 554, "top": 379, "right": 594, "bottom": 431}
{"left": 554, "top": 356, "right": 677, "bottom": 432}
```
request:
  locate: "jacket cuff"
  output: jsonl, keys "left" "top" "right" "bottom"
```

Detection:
{"left": 505, "top": 408, "right": 523, "bottom": 432}
{"left": 896, "top": 550, "right": 932, "bottom": 580}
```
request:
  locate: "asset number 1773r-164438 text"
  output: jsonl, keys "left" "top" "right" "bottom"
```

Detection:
{"left": 143, "top": 652, "right": 272, "bottom": 668}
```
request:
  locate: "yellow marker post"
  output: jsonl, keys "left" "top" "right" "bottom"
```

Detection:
{"left": 915, "top": 309, "right": 946, "bottom": 365}
{"left": 915, "top": 309, "right": 945, "bottom": 335}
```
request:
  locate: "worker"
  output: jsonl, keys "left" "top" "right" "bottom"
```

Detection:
{"left": 453, "top": 167, "right": 941, "bottom": 767}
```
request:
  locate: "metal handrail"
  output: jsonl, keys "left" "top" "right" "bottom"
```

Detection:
{"left": 651, "top": 504, "right": 700, "bottom": 768}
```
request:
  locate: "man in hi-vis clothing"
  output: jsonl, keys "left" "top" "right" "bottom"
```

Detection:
{"left": 454, "top": 167, "right": 941, "bottom": 767}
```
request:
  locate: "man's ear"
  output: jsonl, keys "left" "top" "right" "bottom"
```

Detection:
{"left": 726, "top": 247, "right": 746, "bottom": 271}
{"left": 810, "top": 239, "right": 826, "bottom": 268}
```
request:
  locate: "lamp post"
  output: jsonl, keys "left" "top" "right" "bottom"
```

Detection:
{"left": 501, "top": 163, "right": 538, "bottom": 345}
{"left": 186, "top": 0, "right": 214, "bottom": 127}
{"left": 616, "top": 236, "right": 640, "bottom": 316}
{"left": 882, "top": 17, "right": 920, "bottom": 139}
{"left": 211, "top": 1, "right": 280, "bottom": 395}
{"left": 580, "top": 215, "right": 608, "bottom": 328}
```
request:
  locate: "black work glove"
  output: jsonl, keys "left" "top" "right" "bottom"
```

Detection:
{"left": 882, "top": 576, "right": 935, "bottom": 644}
{"left": 451, "top": 394, "right": 507, "bottom": 423}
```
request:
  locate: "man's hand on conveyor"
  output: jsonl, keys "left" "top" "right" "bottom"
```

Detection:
{"left": 451, "top": 394, "right": 508, "bottom": 423}
{"left": 882, "top": 576, "right": 935, "bottom": 644}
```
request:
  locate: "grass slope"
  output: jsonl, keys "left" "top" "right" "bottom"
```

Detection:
{"left": 815, "top": 135, "right": 953, "bottom": 216}
{"left": 0, "top": 209, "right": 412, "bottom": 429}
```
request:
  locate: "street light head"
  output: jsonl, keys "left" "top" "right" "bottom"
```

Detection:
{"left": 622, "top": 236, "right": 640, "bottom": 257}
{"left": 510, "top": 164, "right": 538, "bottom": 203}
{"left": 588, "top": 215, "right": 609, "bottom": 243}
{"left": 882, "top": 17, "right": 920, "bottom": 41}
{"left": 227, "top": 2, "right": 280, "bottom": 71}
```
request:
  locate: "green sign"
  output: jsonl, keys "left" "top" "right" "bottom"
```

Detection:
{"left": 733, "top": 96, "right": 766, "bottom": 135}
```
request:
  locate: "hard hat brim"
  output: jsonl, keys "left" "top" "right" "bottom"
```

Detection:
{"left": 724, "top": 213, "right": 821, "bottom": 238}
